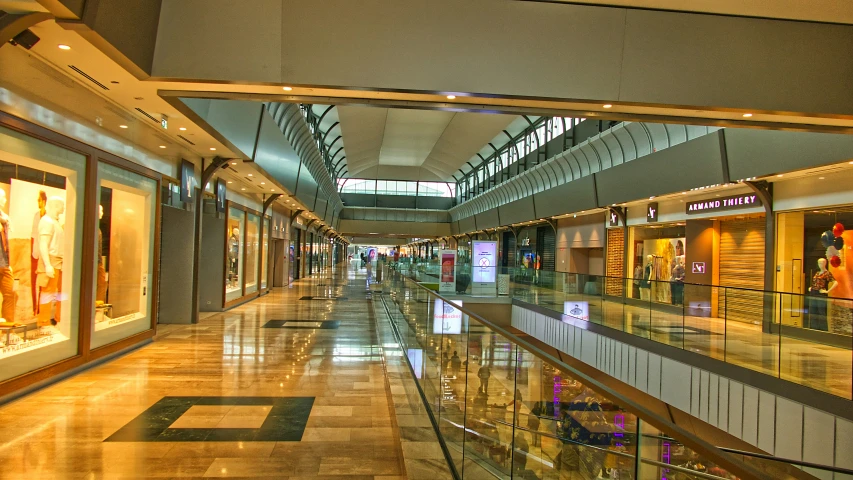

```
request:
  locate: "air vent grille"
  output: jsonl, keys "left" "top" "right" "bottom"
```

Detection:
{"left": 67, "top": 65, "right": 109, "bottom": 90}
{"left": 135, "top": 108, "right": 159, "bottom": 123}
{"left": 177, "top": 135, "right": 196, "bottom": 146}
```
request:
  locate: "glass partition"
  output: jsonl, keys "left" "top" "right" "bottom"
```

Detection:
{"left": 244, "top": 212, "right": 260, "bottom": 295}
{"left": 225, "top": 205, "right": 245, "bottom": 302}
{"left": 90, "top": 162, "right": 157, "bottom": 348}
{"left": 0, "top": 126, "right": 85, "bottom": 382}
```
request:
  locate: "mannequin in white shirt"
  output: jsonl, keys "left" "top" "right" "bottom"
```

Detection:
{"left": 30, "top": 190, "right": 46, "bottom": 315}
{"left": 36, "top": 196, "right": 64, "bottom": 333}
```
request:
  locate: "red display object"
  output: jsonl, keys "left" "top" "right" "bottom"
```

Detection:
{"left": 830, "top": 255, "right": 842, "bottom": 268}
{"left": 833, "top": 222, "right": 845, "bottom": 237}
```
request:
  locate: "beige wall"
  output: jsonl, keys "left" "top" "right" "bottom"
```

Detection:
{"left": 338, "top": 219, "right": 450, "bottom": 237}
{"left": 556, "top": 215, "right": 605, "bottom": 272}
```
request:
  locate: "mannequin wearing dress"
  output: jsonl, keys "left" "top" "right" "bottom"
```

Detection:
{"left": 808, "top": 258, "right": 836, "bottom": 331}
{"left": 639, "top": 254, "right": 653, "bottom": 301}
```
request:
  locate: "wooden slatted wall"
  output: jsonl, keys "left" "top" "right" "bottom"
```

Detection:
{"left": 719, "top": 217, "right": 766, "bottom": 324}
{"left": 605, "top": 228, "right": 625, "bottom": 296}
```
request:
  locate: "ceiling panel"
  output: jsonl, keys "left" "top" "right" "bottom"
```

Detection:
{"left": 378, "top": 109, "right": 454, "bottom": 167}
{"left": 336, "top": 106, "right": 387, "bottom": 176}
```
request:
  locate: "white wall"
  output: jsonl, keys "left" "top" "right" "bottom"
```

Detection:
{"left": 774, "top": 168, "right": 853, "bottom": 212}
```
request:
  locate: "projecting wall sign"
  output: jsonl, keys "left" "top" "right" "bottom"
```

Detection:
{"left": 686, "top": 194, "right": 761, "bottom": 214}
{"left": 646, "top": 202, "right": 658, "bottom": 222}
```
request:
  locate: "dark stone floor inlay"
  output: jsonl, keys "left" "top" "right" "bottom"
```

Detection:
{"left": 263, "top": 320, "right": 341, "bottom": 329}
{"left": 299, "top": 296, "right": 348, "bottom": 301}
{"left": 105, "top": 396, "right": 314, "bottom": 442}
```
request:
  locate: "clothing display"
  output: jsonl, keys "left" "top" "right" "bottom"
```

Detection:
{"left": 808, "top": 268, "right": 836, "bottom": 331}
{"left": 36, "top": 199, "right": 64, "bottom": 328}
{"left": 670, "top": 261, "right": 685, "bottom": 306}
{"left": 0, "top": 211, "right": 13, "bottom": 322}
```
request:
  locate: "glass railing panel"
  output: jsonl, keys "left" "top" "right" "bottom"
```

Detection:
{"left": 436, "top": 300, "right": 468, "bottom": 474}
{"left": 682, "top": 283, "right": 724, "bottom": 359}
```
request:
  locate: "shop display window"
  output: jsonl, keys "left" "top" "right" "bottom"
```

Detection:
{"left": 777, "top": 209, "right": 853, "bottom": 335}
{"left": 261, "top": 217, "right": 269, "bottom": 290}
{"left": 244, "top": 212, "right": 260, "bottom": 295}
{"left": 0, "top": 126, "right": 85, "bottom": 382}
{"left": 90, "top": 162, "right": 157, "bottom": 349}
{"left": 225, "top": 205, "right": 245, "bottom": 302}
{"left": 628, "top": 225, "right": 686, "bottom": 305}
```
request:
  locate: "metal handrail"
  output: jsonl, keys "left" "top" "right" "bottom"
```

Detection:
{"left": 720, "top": 447, "right": 853, "bottom": 476}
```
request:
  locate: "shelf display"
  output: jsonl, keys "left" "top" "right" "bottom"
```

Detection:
{"left": 261, "top": 216, "right": 269, "bottom": 290}
{"left": 244, "top": 212, "right": 260, "bottom": 295}
{"left": 90, "top": 162, "right": 157, "bottom": 349}
{"left": 225, "top": 205, "right": 245, "bottom": 302}
{"left": 0, "top": 125, "right": 84, "bottom": 383}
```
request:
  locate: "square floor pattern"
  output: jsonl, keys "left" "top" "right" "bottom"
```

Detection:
{"left": 105, "top": 396, "right": 314, "bottom": 442}
{"left": 262, "top": 320, "right": 341, "bottom": 329}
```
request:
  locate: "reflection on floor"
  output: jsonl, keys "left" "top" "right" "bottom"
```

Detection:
{"left": 512, "top": 287, "right": 853, "bottom": 399}
{"left": 0, "top": 267, "right": 415, "bottom": 479}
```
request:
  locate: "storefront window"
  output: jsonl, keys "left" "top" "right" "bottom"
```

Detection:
{"left": 90, "top": 162, "right": 157, "bottom": 349}
{"left": 225, "top": 205, "right": 245, "bottom": 302}
{"left": 0, "top": 126, "right": 85, "bottom": 382}
{"left": 777, "top": 209, "right": 853, "bottom": 335}
{"left": 244, "top": 212, "right": 260, "bottom": 295}
{"left": 628, "top": 225, "right": 686, "bottom": 305}
{"left": 261, "top": 216, "right": 269, "bottom": 290}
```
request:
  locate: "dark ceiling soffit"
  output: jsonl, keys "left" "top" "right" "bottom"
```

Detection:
{"left": 156, "top": 90, "right": 853, "bottom": 135}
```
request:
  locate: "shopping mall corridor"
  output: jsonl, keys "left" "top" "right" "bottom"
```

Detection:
{"left": 0, "top": 266, "right": 433, "bottom": 479}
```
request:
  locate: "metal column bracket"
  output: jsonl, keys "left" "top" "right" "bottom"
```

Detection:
{"left": 1, "top": 11, "right": 52, "bottom": 48}
{"left": 190, "top": 156, "right": 231, "bottom": 323}
{"left": 544, "top": 217, "right": 558, "bottom": 234}
{"left": 608, "top": 206, "right": 627, "bottom": 227}
{"left": 745, "top": 180, "right": 776, "bottom": 332}
{"left": 290, "top": 209, "right": 304, "bottom": 225}
{"left": 262, "top": 193, "right": 282, "bottom": 215}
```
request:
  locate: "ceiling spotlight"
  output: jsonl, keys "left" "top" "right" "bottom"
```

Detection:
{"left": 227, "top": 181, "right": 233, "bottom": 184}
{"left": 282, "top": 86, "right": 293, "bottom": 91}
{"left": 819, "top": 177, "right": 825, "bottom": 180}
{"left": 231, "top": 162, "right": 237, "bottom": 165}
{"left": 271, "top": 188, "right": 275, "bottom": 191}
{"left": 446, "top": 95, "right": 456, "bottom": 100}
{"left": 241, "top": 188, "right": 246, "bottom": 191}
{"left": 603, "top": 104, "right": 613, "bottom": 109}
{"left": 247, "top": 173, "right": 253, "bottom": 177}
{"left": 179, "top": 127, "right": 187, "bottom": 131}
{"left": 119, "top": 125, "right": 128, "bottom": 129}
{"left": 209, "top": 147, "right": 216, "bottom": 151}
{"left": 159, "top": 145, "right": 166, "bottom": 149}
{"left": 742, "top": 113, "right": 753, "bottom": 118}
{"left": 681, "top": 191, "right": 687, "bottom": 195}
{"left": 57, "top": 44, "right": 71, "bottom": 50}
{"left": 777, "top": 174, "right": 783, "bottom": 177}
{"left": 260, "top": 182, "right": 265, "bottom": 185}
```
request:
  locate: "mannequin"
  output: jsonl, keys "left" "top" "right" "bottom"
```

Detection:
{"left": 670, "top": 256, "right": 686, "bottom": 306}
{"left": 808, "top": 258, "right": 836, "bottom": 331}
{"left": 0, "top": 189, "right": 15, "bottom": 324}
{"left": 30, "top": 190, "right": 46, "bottom": 315}
{"left": 639, "top": 254, "right": 653, "bottom": 301}
{"left": 228, "top": 226, "right": 240, "bottom": 287}
{"left": 37, "top": 196, "right": 64, "bottom": 333}
{"left": 96, "top": 205, "right": 108, "bottom": 303}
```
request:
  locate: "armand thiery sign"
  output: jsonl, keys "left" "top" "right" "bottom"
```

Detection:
{"left": 686, "top": 193, "right": 761, "bottom": 214}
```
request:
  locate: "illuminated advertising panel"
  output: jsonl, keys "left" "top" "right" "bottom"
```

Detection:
{"left": 433, "top": 299, "right": 463, "bottom": 335}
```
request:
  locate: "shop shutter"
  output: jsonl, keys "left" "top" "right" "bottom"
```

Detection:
{"left": 538, "top": 226, "right": 556, "bottom": 271}
{"left": 605, "top": 228, "right": 625, "bottom": 296}
{"left": 719, "top": 217, "right": 766, "bottom": 324}
{"left": 503, "top": 231, "right": 516, "bottom": 267}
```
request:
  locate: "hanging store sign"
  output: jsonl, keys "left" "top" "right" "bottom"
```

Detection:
{"left": 646, "top": 202, "right": 658, "bottom": 223}
{"left": 686, "top": 194, "right": 761, "bottom": 214}
{"left": 180, "top": 159, "right": 194, "bottom": 203}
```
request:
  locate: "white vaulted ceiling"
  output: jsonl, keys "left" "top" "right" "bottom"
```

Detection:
{"left": 337, "top": 106, "right": 515, "bottom": 181}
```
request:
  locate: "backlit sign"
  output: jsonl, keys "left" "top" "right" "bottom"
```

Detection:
{"left": 686, "top": 194, "right": 761, "bottom": 214}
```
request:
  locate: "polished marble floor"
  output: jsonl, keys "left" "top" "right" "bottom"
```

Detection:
{"left": 0, "top": 266, "right": 423, "bottom": 479}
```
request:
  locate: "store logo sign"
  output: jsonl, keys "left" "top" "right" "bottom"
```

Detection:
{"left": 647, "top": 202, "right": 658, "bottom": 223}
{"left": 692, "top": 262, "right": 706, "bottom": 274}
{"left": 609, "top": 211, "right": 619, "bottom": 226}
{"left": 686, "top": 194, "right": 761, "bottom": 214}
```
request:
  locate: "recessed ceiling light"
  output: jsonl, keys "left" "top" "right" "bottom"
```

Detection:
{"left": 446, "top": 95, "right": 456, "bottom": 100}
{"left": 119, "top": 125, "right": 128, "bottom": 129}
{"left": 241, "top": 188, "right": 246, "bottom": 191}
{"left": 682, "top": 192, "right": 687, "bottom": 195}
{"left": 603, "top": 104, "right": 612, "bottom": 109}
{"left": 247, "top": 173, "right": 253, "bottom": 177}
{"left": 260, "top": 182, "right": 265, "bottom": 185}
{"left": 271, "top": 188, "right": 275, "bottom": 191}
{"left": 58, "top": 44, "right": 71, "bottom": 50}
{"left": 159, "top": 145, "right": 166, "bottom": 149}
{"left": 209, "top": 147, "right": 216, "bottom": 151}
{"left": 282, "top": 86, "right": 293, "bottom": 91}
{"left": 179, "top": 127, "right": 187, "bottom": 131}
{"left": 227, "top": 181, "right": 232, "bottom": 184}
{"left": 231, "top": 162, "right": 237, "bottom": 165}
{"left": 819, "top": 177, "right": 825, "bottom": 180}
{"left": 742, "top": 113, "right": 753, "bottom": 118}
{"left": 777, "top": 174, "right": 783, "bottom": 177}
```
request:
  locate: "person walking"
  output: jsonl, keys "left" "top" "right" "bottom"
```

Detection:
{"left": 478, "top": 363, "right": 491, "bottom": 396}
{"left": 450, "top": 351, "right": 462, "bottom": 378}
